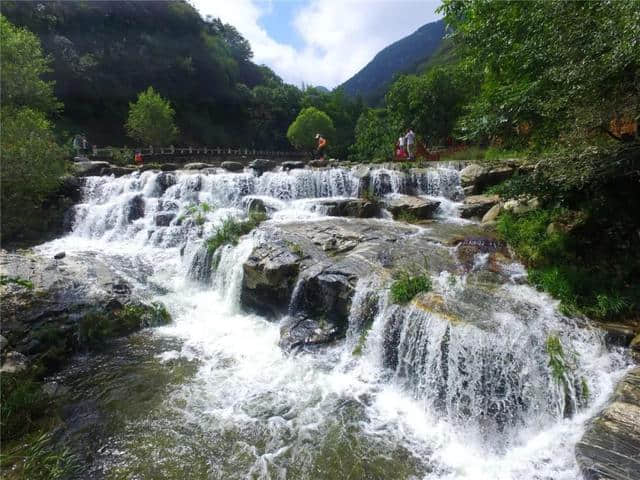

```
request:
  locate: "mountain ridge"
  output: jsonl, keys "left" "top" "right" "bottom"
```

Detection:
{"left": 339, "top": 19, "right": 446, "bottom": 104}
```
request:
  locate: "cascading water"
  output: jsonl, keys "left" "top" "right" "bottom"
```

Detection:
{"left": 35, "top": 165, "right": 630, "bottom": 480}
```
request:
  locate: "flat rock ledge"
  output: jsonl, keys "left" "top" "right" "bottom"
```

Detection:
{"left": 0, "top": 251, "right": 171, "bottom": 376}
{"left": 576, "top": 367, "right": 640, "bottom": 480}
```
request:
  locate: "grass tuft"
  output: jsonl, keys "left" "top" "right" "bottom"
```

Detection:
{"left": 206, "top": 211, "right": 267, "bottom": 254}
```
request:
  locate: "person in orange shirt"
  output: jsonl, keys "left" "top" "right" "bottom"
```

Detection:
{"left": 134, "top": 151, "right": 143, "bottom": 165}
{"left": 315, "top": 133, "right": 327, "bottom": 160}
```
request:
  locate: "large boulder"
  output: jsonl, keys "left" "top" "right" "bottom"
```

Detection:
{"left": 154, "top": 212, "right": 175, "bottom": 227}
{"left": 460, "top": 164, "right": 515, "bottom": 193}
{"left": 72, "top": 161, "right": 111, "bottom": 177}
{"left": 576, "top": 367, "right": 640, "bottom": 480}
{"left": 127, "top": 194, "right": 145, "bottom": 222}
{"left": 241, "top": 240, "right": 301, "bottom": 318}
{"left": 460, "top": 164, "right": 487, "bottom": 187}
{"left": 281, "top": 161, "right": 305, "bottom": 171}
{"left": 503, "top": 197, "right": 540, "bottom": 214}
{"left": 183, "top": 162, "right": 213, "bottom": 170}
{"left": 240, "top": 219, "right": 459, "bottom": 350}
{"left": 459, "top": 194, "right": 500, "bottom": 219}
{"left": 313, "top": 198, "right": 380, "bottom": 218}
{"left": 383, "top": 195, "right": 440, "bottom": 220}
{"left": 221, "top": 161, "right": 244, "bottom": 172}
{"left": 309, "top": 159, "right": 328, "bottom": 168}
{"left": 249, "top": 158, "right": 276, "bottom": 174}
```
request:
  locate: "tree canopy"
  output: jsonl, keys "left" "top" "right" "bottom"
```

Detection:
{"left": 126, "top": 87, "right": 179, "bottom": 146}
{"left": 286, "top": 107, "right": 336, "bottom": 152}
{"left": 1, "top": 15, "right": 65, "bottom": 242}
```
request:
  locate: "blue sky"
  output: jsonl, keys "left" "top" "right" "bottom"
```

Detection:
{"left": 191, "top": 0, "right": 442, "bottom": 88}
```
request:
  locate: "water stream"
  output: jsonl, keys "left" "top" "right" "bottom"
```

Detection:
{"left": 37, "top": 165, "right": 629, "bottom": 479}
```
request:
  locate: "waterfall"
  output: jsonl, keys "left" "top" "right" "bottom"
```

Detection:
{"left": 33, "top": 166, "right": 629, "bottom": 480}
{"left": 70, "top": 166, "right": 464, "bottom": 246}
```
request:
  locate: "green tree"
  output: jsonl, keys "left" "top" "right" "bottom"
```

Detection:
{"left": 125, "top": 87, "right": 179, "bottom": 146}
{"left": 385, "top": 67, "right": 469, "bottom": 145}
{"left": 0, "top": 15, "right": 60, "bottom": 114}
{"left": 0, "top": 15, "right": 66, "bottom": 243}
{"left": 349, "top": 108, "right": 397, "bottom": 162}
{"left": 286, "top": 107, "right": 335, "bottom": 152}
{"left": 439, "top": 0, "right": 640, "bottom": 146}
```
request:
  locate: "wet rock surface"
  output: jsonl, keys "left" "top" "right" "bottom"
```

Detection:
{"left": 0, "top": 251, "right": 170, "bottom": 375}
{"left": 221, "top": 161, "right": 244, "bottom": 171}
{"left": 312, "top": 198, "right": 380, "bottom": 218}
{"left": 383, "top": 195, "right": 440, "bottom": 219}
{"left": 576, "top": 367, "right": 640, "bottom": 480}
{"left": 459, "top": 194, "right": 500, "bottom": 219}
{"left": 242, "top": 219, "right": 463, "bottom": 344}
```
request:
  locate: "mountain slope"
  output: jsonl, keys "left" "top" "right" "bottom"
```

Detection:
{"left": 340, "top": 19, "right": 445, "bottom": 104}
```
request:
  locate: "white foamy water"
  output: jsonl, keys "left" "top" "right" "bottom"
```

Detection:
{"left": 35, "top": 166, "right": 630, "bottom": 479}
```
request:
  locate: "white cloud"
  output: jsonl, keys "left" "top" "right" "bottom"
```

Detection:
{"left": 191, "top": 0, "right": 441, "bottom": 88}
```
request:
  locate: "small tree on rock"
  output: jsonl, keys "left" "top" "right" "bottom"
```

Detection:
{"left": 286, "top": 107, "right": 335, "bottom": 153}
{"left": 126, "top": 87, "right": 178, "bottom": 146}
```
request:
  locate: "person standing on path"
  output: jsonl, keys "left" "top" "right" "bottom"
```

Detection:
{"left": 405, "top": 128, "right": 415, "bottom": 161}
{"left": 398, "top": 134, "right": 405, "bottom": 158}
{"left": 315, "top": 133, "right": 327, "bottom": 160}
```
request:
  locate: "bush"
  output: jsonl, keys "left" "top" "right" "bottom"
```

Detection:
{"left": 390, "top": 271, "right": 432, "bottom": 304}
{"left": 0, "top": 107, "right": 66, "bottom": 242}
{"left": 496, "top": 208, "right": 637, "bottom": 320}
{"left": 206, "top": 211, "right": 267, "bottom": 254}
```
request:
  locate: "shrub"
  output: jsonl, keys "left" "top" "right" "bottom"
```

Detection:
{"left": 390, "top": 271, "right": 432, "bottom": 304}
{"left": 206, "top": 211, "right": 267, "bottom": 254}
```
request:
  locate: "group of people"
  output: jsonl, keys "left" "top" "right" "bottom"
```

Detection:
{"left": 395, "top": 128, "right": 415, "bottom": 161}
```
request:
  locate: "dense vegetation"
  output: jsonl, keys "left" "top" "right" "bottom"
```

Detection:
{"left": 0, "top": 14, "right": 66, "bottom": 243}
{"left": 0, "top": 1, "right": 364, "bottom": 154}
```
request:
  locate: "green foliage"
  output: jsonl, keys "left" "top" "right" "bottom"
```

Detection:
{"left": 0, "top": 373, "right": 49, "bottom": 441}
{"left": 545, "top": 334, "right": 566, "bottom": 382}
{"left": 390, "top": 267, "right": 432, "bottom": 304}
{"left": 0, "top": 15, "right": 60, "bottom": 114}
{"left": 359, "top": 189, "right": 380, "bottom": 204}
{"left": 206, "top": 211, "right": 267, "bottom": 254}
{"left": 299, "top": 87, "right": 364, "bottom": 159}
{"left": 439, "top": 0, "right": 640, "bottom": 147}
{"left": 496, "top": 210, "right": 569, "bottom": 267}
{"left": 110, "top": 147, "right": 134, "bottom": 166}
{"left": 286, "top": 107, "right": 336, "bottom": 152}
{"left": 77, "top": 303, "right": 172, "bottom": 348}
{"left": 126, "top": 87, "right": 179, "bottom": 146}
{"left": 0, "top": 16, "right": 66, "bottom": 244}
{"left": 349, "top": 108, "right": 397, "bottom": 162}
{"left": 285, "top": 241, "right": 304, "bottom": 258}
{"left": 1, "top": 432, "right": 80, "bottom": 480}
{"left": 0, "top": 275, "right": 34, "bottom": 289}
{"left": 385, "top": 67, "right": 468, "bottom": 145}
{"left": 394, "top": 210, "right": 420, "bottom": 224}
{"left": 496, "top": 208, "right": 638, "bottom": 320}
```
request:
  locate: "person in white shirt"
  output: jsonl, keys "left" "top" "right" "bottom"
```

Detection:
{"left": 405, "top": 128, "right": 416, "bottom": 160}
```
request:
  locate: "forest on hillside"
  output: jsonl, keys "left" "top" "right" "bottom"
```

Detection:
{"left": 1, "top": 0, "right": 364, "bottom": 151}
